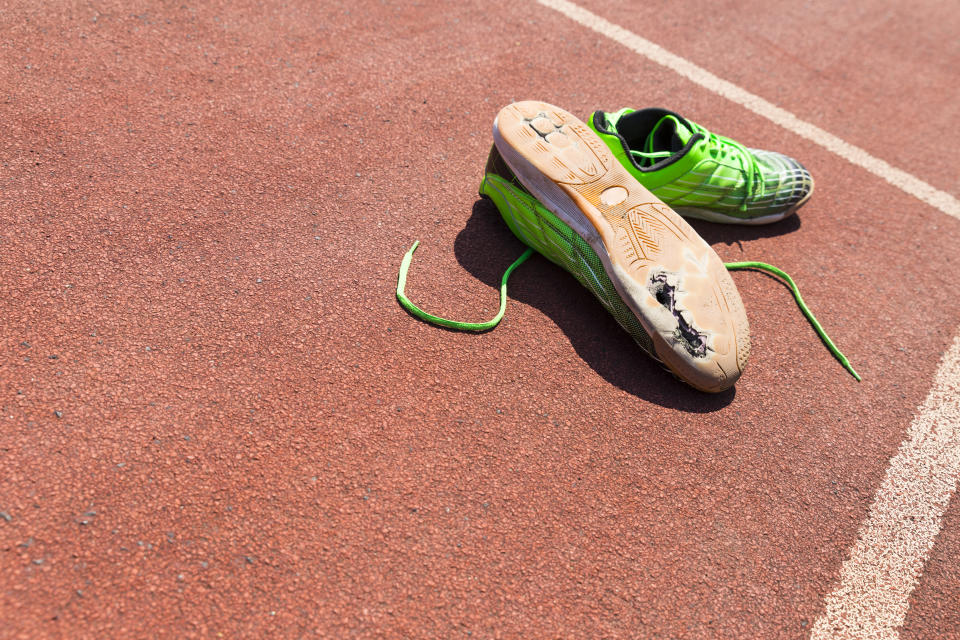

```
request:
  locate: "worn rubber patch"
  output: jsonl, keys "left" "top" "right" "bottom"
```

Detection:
{"left": 648, "top": 270, "right": 710, "bottom": 358}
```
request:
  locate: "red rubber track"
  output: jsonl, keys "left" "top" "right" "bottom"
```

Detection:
{"left": 1, "top": 1, "right": 958, "bottom": 637}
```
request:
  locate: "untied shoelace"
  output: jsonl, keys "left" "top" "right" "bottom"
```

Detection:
{"left": 396, "top": 242, "right": 860, "bottom": 381}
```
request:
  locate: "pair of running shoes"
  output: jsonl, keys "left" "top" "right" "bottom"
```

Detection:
{"left": 398, "top": 101, "right": 857, "bottom": 393}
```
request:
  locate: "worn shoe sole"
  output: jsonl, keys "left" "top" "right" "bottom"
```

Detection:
{"left": 493, "top": 101, "right": 750, "bottom": 392}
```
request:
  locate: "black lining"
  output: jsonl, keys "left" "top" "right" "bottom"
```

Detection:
{"left": 591, "top": 108, "right": 704, "bottom": 173}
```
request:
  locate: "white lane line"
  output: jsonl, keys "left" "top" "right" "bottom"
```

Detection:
{"left": 811, "top": 333, "right": 960, "bottom": 639}
{"left": 536, "top": 2, "right": 960, "bottom": 635}
{"left": 535, "top": 0, "right": 960, "bottom": 221}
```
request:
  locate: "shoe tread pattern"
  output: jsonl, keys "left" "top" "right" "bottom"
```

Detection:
{"left": 495, "top": 101, "right": 750, "bottom": 391}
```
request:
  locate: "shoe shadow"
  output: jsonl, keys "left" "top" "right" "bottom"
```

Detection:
{"left": 454, "top": 199, "right": 737, "bottom": 413}
{"left": 687, "top": 213, "right": 802, "bottom": 248}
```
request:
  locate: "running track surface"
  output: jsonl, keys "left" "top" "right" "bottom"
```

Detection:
{"left": 1, "top": 1, "right": 959, "bottom": 637}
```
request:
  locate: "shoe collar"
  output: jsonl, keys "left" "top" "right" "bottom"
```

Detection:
{"left": 592, "top": 107, "right": 704, "bottom": 173}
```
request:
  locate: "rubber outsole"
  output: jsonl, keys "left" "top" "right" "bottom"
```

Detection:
{"left": 493, "top": 101, "right": 750, "bottom": 392}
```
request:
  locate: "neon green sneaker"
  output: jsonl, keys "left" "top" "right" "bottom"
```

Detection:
{"left": 486, "top": 101, "right": 751, "bottom": 392}
{"left": 588, "top": 108, "right": 814, "bottom": 225}
{"left": 478, "top": 141, "right": 658, "bottom": 363}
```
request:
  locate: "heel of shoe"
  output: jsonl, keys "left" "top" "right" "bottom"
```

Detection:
{"left": 492, "top": 118, "right": 600, "bottom": 246}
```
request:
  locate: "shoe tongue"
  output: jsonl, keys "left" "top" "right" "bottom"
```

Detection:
{"left": 644, "top": 114, "right": 694, "bottom": 155}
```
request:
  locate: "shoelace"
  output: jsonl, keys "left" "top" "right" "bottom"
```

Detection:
{"left": 724, "top": 261, "right": 860, "bottom": 380}
{"left": 630, "top": 123, "right": 764, "bottom": 212}
{"left": 396, "top": 241, "right": 534, "bottom": 331}
{"left": 695, "top": 125, "right": 765, "bottom": 211}
{"left": 396, "top": 242, "right": 860, "bottom": 381}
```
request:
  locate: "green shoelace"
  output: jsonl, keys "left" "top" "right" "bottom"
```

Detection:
{"left": 396, "top": 241, "right": 534, "bottom": 332}
{"left": 724, "top": 261, "right": 860, "bottom": 381}
{"left": 396, "top": 242, "right": 860, "bottom": 381}
{"left": 631, "top": 123, "right": 764, "bottom": 212}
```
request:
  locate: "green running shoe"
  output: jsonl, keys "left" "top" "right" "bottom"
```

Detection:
{"left": 588, "top": 108, "right": 814, "bottom": 225}
{"left": 488, "top": 101, "right": 750, "bottom": 392}
{"left": 479, "top": 142, "right": 659, "bottom": 363}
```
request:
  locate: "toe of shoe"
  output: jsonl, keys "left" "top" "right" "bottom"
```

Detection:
{"left": 751, "top": 149, "right": 815, "bottom": 211}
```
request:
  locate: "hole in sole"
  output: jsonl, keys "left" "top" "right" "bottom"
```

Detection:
{"left": 648, "top": 271, "right": 710, "bottom": 359}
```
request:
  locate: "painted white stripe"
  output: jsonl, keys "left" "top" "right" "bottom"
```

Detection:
{"left": 534, "top": 3, "right": 960, "bottom": 634}
{"left": 811, "top": 333, "right": 960, "bottom": 638}
{"left": 535, "top": 0, "right": 960, "bottom": 221}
